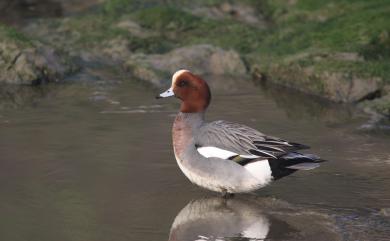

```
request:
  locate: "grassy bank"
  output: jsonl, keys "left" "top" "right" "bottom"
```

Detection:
{"left": 0, "top": 24, "right": 33, "bottom": 46}
{"left": 21, "top": 0, "right": 390, "bottom": 115}
{"left": 253, "top": 0, "right": 390, "bottom": 83}
{"left": 100, "top": 0, "right": 390, "bottom": 81}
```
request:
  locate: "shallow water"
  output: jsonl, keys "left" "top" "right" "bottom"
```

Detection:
{"left": 1, "top": 70, "right": 390, "bottom": 241}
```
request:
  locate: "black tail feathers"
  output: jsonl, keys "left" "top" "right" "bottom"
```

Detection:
{"left": 269, "top": 152, "right": 325, "bottom": 180}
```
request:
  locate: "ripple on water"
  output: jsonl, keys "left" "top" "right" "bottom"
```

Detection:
{"left": 333, "top": 208, "right": 390, "bottom": 241}
{"left": 100, "top": 104, "right": 168, "bottom": 114}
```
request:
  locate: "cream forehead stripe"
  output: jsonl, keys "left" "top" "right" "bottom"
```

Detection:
{"left": 172, "top": 69, "right": 190, "bottom": 85}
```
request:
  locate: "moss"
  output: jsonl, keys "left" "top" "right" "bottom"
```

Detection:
{"left": 256, "top": 0, "right": 390, "bottom": 54}
{"left": 266, "top": 62, "right": 326, "bottom": 97}
{"left": 57, "top": 1, "right": 266, "bottom": 54}
{"left": 128, "top": 35, "right": 175, "bottom": 53}
{"left": 313, "top": 59, "right": 390, "bottom": 81}
{"left": 187, "top": 20, "right": 262, "bottom": 53}
{"left": 360, "top": 30, "right": 390, "bottom": 60}
{"left": 251, "top": 0, "right": 390, "bottom": 87}
{"left": 101, "top": 0, "right": 267, "bottom": 53}
{"left": 128, "top": 6, "right": 263, "bottom": 53}
{"left": 258, "top": 3, "right": 389, "bottom": 55}
{"left": 364, "top": 95, "right": 390, "bottom": 117}
{"left": 28, "top": 0, "right": 389, "bottom": 89}
{"left": 103, "top": 0, "right": 216, "bottom": 15}
{"left": 132, "top": 7, "right": 202, "bottom": 31}
{"left": 92, "top": 4, "right": 262, "bottom": 53}
{"left": 103, "top": 0, "right": 134, "bottom": 14}
{"left": 63, "top": 14, "right": 119, "bottom": 43}
{"left": 0, "top": 24, "right": 33, "bottom": 46}
{"left": 103, "top": 0, "right": 264, "bottom": 15}
{"left": 55, "top": 12, "right": 175, "bottom": 54}
{"left": 374, "top": 100, "right": 390, "bottom": 116}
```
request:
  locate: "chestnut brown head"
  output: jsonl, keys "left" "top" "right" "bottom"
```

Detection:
{"left": 157, "top": 70, "right": 211, "bottom": 113}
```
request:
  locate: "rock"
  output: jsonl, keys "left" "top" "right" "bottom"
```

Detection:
{"left": 116, "top": 19, "right": 157, "bottom": 38}
{"left": 380, "top": 208, "right": 390, "bottom": 217}
{"left": 265, "top": 63, "right": 381, "bottom": 103}
{"left": 149, "top": 44, "right": 247, "bottom": 75}
{"left": 199, "top": 74, "right": 255, "bottom": 94}
{"left": 189, "top": 2, "right": 266, "bottom": 27}
{"left": 383, "top": 84, "right": 390, "bottom": 95}
{"left": 101, "top": 37, "right": 131, "bottom": 62}
{"left": 0, "top": 40, "right": 73, "bottom": 85}
{"left": 286, "top": 52, "right": 363, "bottom": 63}
{"left": 124, "top": 44, "right": 247, "bottom": 86}
{"left": 361, "top": 94, "right": 390, "bottom": 117}
{"left": 124, "top": 56, "right": 165, "bottom": 86}
{"left": 321, "top": 72, "right": 381, "bottom": 102}
{"left": 332, "top": 52, "right": 364, "bottom": 62}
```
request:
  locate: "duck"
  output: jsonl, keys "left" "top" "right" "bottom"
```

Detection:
{"left": 157, "top": 69, "right": 324, "bottom": 196}
{"left": 169, "top": 197, "right": 271, "bottom": 241}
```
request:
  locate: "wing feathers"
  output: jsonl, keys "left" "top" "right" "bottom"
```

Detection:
{"left": 196, "top": 146, "right": 261, "bottom": 167}
{"left": 196, "top": 120, "right": 312, "bottom": 162}
{"left": 254, "top": 140, "right": 291, "bottom": 146}
{"left": 249, "top": 149, "right": 277, "bottom": 159}
{"left": 286, "top": 162, "right": 320, "bottom": 170}
{"left": 254, "top": 145, "right": 285, "bottom": 153}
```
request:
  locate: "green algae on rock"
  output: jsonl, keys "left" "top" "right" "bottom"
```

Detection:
{"left": 360, "top": 90, "right": 390, "bottom": 118}
{"left": 245, "top": 0, "right": 390, "bottom": 122}
{"left": 124, "top": 44, "right": 247, "bottom": 86}
{"left": 0, "top": 24, "right": 74, "bottom": 85}
{"left": 13, "top": 0, "right": 390, "bottom": 119}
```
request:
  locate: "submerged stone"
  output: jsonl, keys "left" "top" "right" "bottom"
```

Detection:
{"left": 263, "top": 63, "right": 381, "bottom": 103}
{"left": 0, "top": 35, "right": 74, "bottom": 85}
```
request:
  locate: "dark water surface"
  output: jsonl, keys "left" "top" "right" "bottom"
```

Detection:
{"left": 1, "top": 71, "right": 390, "bottom": 241}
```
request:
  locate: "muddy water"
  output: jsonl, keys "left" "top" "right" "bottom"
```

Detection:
{"left": 1, "top": 70, "right": 390, "bottom": 241}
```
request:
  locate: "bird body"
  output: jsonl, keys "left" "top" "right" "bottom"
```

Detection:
{"left": 158, "top": 69, "right": 323, "bottom": 195}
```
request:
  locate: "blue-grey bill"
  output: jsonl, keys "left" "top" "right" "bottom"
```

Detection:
{"left": 156, "top": 87, "right": 174, "bottom": 99}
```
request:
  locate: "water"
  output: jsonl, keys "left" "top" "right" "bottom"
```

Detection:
{"left": 1, "top": 69, "right": 390, "bottom": 241}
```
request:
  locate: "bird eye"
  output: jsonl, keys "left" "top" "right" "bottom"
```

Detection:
{"left": 178, "top": 80, "right": 188, "bottom": 87}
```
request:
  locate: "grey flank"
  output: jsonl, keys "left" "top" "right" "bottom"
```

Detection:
{"left": 176, "top": 112, "right": 266, "bottom": 193}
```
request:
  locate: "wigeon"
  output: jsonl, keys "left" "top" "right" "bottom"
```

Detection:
{"left": 169, "top": 197, "right": 270, "bottom": 240}
{"left": 157, "top": 69, "right": 324, "bottom": 196}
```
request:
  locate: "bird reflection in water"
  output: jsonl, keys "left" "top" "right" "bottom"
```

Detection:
{"left": 168, "top": 196, "right": 295, "bottom": 241}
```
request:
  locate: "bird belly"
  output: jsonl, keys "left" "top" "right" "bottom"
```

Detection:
{"left": 174, "top": 152, "right": 270, "bottom": 193}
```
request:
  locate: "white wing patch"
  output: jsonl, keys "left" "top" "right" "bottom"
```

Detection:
{"left": 196, "top": 146, "right": 272, "bottom": 185}
{"left": 197, "top": 146, "right": 237, "bottom": 159}
{"left": 244, "top": 160, "right": 272, "bottom": 184}
{"left": 196, "top": 146, "right": 259, "bottom": 160}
